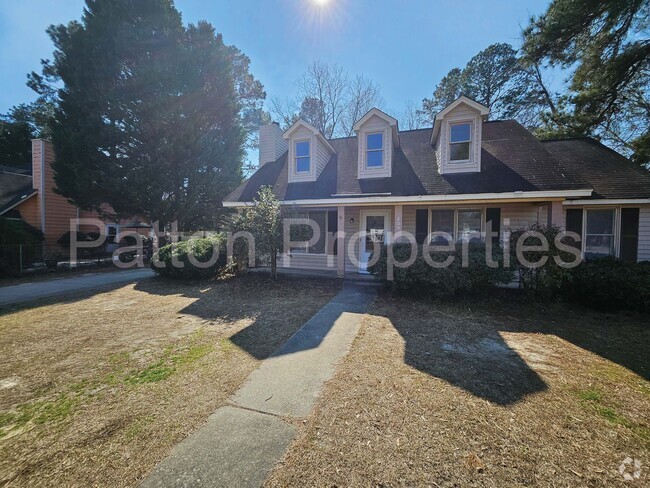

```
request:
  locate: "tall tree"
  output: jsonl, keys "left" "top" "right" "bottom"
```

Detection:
{"left": 31, "top": 0, "right": 262, "bottom": 229}
{"left": 0, "top": 101, "right": 55, "bottom": 168}
{"left": 419, "top": 43, "right": 555, "bottom": 127}
{"left": 523, "top": 0, "right": 650, "bottom": 165}
{"left": 270, "top": 61, "right": 383, "bottom": 138}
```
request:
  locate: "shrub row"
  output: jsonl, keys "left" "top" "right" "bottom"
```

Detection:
{"left": 151, "top": 235, "right": 228, "bottom": 279}
{"left": 562, "top": 258, "right": 650, "bottom": 312}
{"left": 369, "top": 241, "right": 513, "bottom": 297}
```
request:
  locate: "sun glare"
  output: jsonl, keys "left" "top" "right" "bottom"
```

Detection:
{"left": 313, "top": 0, "right": 330, "bottom": 5}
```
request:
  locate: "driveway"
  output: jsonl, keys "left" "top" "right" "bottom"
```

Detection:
{"left": 0, "top": 268, "right": 155, "bottom": 307}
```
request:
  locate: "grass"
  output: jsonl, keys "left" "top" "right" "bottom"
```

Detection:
{"left": 0, "top": 274, "right": 341, "bottom": 487}
{"left": 265, "top": 291, "right": 650, "bottom": 487}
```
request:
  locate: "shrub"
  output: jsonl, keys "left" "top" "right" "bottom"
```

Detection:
{"left": 0, "top": 219, "right": 45, "bottom": 277}
{"left": 0, "top": 218, "right": 44, "bottom": 246}
{"left": 151, "top": 235, "right": 228, "bottom": 279}
{"left": 369, "top": 241, "right": 513, "bottom": 297}
{"left": 562, "top": 257, "right": 650, "bottom": 312}
{"left": 57, "top": 231, "right": 90, "bottom": 246}
{"left": 509, "top": 223, "right": 581, "bottom": 297}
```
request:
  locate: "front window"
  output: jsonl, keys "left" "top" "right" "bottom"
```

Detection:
{"left": 289, "top": 210, "right": 329, "bottom": 254}
{"left": 585, "top": 209, "right": 615, "bottom": 258}
{"left": 450, "top": 123, "right": 471, "bottom": 162}
{"left": 457, "top": 209, "right": 482, "bottom": 241}
{"left": 295, "top": 140, "right": 310, "bottom": 173}
{"left": 366, "top": 132, "right": 383, "bottom": 168}
{"left": 430, "top": 208, "right": 482, "bottom": 243}
{"left": 430, "top": 210, "right": 454, "bottom": 244}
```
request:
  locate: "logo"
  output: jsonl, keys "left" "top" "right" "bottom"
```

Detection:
{"left": 619, "top": 457, "right": 641, "bottom": 481}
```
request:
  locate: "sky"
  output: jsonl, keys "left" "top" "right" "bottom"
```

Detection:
{"left": 0, "top": 0, "right": 553, "bottom": 118}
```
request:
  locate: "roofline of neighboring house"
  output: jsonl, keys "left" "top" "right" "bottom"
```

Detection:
{"left": 563, "top": 198, "right": 650, "bottom": 206}
{"left": 0, "top": 189, "right": 38, "bottom": 216}
{"left": 223, "top": 189, "right": 594, "bottom": 208}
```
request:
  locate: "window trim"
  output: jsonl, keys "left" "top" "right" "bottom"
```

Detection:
{"left": 295, "top": 139, "right": 311, "bottom": 173}
{"left": 427, "top": 207, "right": 484, "bottom": 243}
{"left": 288, "top": 210, "right": 331, "bottom": 256}
{"left": 449, "top": 121, "right": 472, "bottom": 163}
{"left": 582, "top": 206, "right": 618, "bottom": 259}
{"left": 106, "top": 224, "right": 119, "bottom": 244}
{"left": 365, "top": 131, "right": 384, "bottom": 169}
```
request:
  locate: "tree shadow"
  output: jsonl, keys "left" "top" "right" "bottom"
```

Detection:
{"left": 374, "top": 296, "right": 548, "bottom": 406}
{"left": 373, "top": 290, "right": 649, "bottom": 407}
{"left": 490, "top": 292, "right": 650, "bottom": 381}
{"left": 133, "top": 274, "right": 344, "bottom": 360}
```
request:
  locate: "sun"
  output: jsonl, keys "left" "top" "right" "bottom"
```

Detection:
{"left": 312, "top": 0, "right": 330, "bottom": 6}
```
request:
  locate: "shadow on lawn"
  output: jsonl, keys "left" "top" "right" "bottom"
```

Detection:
{"left": 376, "top": 290, "right": 649, "bottom": 407}
{"left": 375, "top": 296, "right": 548, "bottom": 406}
{"left": 494, "top": 297, "right": 650, "bottom": 381}
{"left": 133, "top": 274, "right": 342, "bottom": 360}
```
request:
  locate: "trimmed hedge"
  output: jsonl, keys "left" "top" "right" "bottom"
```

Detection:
{"left": 562, "top": 257, "right": 650, "bottom": 312}
{"left": 151, "top": 235, "right": 228, "bottom": 279}
{"left": 369, "top": 241, "right": 513, "bottom": 297}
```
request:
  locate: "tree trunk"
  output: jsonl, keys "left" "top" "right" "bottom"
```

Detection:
{"left": 271, "top": 250, "right": 277, "bottom": 280}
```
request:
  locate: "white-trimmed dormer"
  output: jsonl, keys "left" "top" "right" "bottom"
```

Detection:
{"left": 431, "top": 96, "right": 489, "bottom": 175}
{"left": 353, "top": 108, "right": 399, "bottom": 179}
{"left": 284, "top": 119, "right": 336, "bottom": 183}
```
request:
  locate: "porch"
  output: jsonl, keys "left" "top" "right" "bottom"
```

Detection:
{"left": 276, "top": 200, "right": 565, "bottom": 278}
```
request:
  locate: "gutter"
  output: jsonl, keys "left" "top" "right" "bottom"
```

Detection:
{"left": 0, "top": 190, "right": 38, "bottom": 216}
{"left": 563, "top": 198, "right": 650, "bottom": 205}
{"left": 223, "top": 189, "right": 594, "bottom": 208}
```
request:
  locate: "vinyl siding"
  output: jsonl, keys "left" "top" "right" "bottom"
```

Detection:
{"left": 501, "top": 205, "right": 544, "bottom": 232}
{"left": 344, "top": 207, "right": 361, "bottom": 272}
{"left": 357, "top": 114, "right": 393, "bottom": 179}
{"left": 287, "top": 126, "right": 331, "bottom": 183}
{"left": 278, "top": 253, "right": 335, "bottom": 270}
{"left": 638, "top": 206, "right": 650, "bottom": 261}
{"left": 438, "top": 104, "right": 482, "bottom": 174}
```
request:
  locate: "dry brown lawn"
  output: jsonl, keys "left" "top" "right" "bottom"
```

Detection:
{"left": 0, "top": 274, "right": 341, "bottom": 487}
{"left": 266, "top": 291, "right": 649, "bottom": 487}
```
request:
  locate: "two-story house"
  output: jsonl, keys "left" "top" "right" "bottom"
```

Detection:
{"left": 224, "top": 96, "right": 650, "bottom": 277}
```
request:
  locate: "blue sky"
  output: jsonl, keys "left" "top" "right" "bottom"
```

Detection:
{"left": 0, "top": 0, "right": 553, "bottom": 117}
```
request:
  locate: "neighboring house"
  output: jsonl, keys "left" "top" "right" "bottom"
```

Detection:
{"left": 224, "top": 96, "right": 650, "bottom": 277}
{"left": 0, "top": 139, "right": 150, "bottom": 251}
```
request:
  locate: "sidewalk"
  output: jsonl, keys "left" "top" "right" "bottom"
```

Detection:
{"left": 141, "top": 283, "right": 377, "bottom": 488}
{"left": 0, "top": 268, "right": 155, "bottom": 307}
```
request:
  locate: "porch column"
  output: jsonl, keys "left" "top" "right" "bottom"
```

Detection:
{"left": 337, "top": 206, "right": 345, "bottom": 278}
{"left": 394, "top": 204, "right": 403, "bottom": 241}
{"left": 546, "top": 201, "right": 564, "bottom": 228}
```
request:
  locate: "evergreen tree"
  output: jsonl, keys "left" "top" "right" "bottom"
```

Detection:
{"left": 523, "top": 0, "right": 650, "bottom": 165}
{"left": 31, "top": 0, "right": 263, "bottom": 228}
{"left": 419, "top": 44, "right": 552, "bottom": 127}
{"left": 0, "top": 102, "right": 55, "bottom": 168}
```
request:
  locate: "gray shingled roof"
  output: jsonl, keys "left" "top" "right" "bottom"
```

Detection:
{"left": 227, "top": 120, "right": 623, "bottom": 203}
{"left": 0, "top": 166, "right": 35, "bottom": 216}
{"left": 543, "top": 138, "right": 650, "bottom": 199}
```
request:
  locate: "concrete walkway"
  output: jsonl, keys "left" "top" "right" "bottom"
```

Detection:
{"left": 141, "top": 283, "right": 377, "bottom": 488}
{"left": 0, "top": 268, "right": 155, "bottom": 307}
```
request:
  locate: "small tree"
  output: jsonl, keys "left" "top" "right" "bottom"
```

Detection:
{"left": 231, "top": 186, "right": 284, "bottom": 279}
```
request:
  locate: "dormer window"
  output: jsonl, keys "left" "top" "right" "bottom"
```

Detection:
{"left": 366, "top": 132, "right": 384, "bottom": 168}
{"left": 450, "top": 122, "right": 471, "bottom": 162}
{"left": 295, "top": 140, "right": 310, "bottom": 173}
{"left": 353, "top": 108, "right": 399, "bottom": 179}
{"left": 431, "top": 96, "right": 489, "bottom": 175}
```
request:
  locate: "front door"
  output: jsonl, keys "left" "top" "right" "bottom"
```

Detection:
{"left": 359, "top": 210, "right": 391, "bottom": 273}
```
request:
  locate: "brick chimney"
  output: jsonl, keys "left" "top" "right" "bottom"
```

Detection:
{"left": 258, "top": 122, "right": 287, "bottom": 167}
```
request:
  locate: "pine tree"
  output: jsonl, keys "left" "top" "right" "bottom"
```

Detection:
{"left": 31, "top": 0, "right": 259, "bottom": 228}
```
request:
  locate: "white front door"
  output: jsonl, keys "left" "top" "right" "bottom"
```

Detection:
{"left": 359, "top": 209, "right": 391, "bottom": 273}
